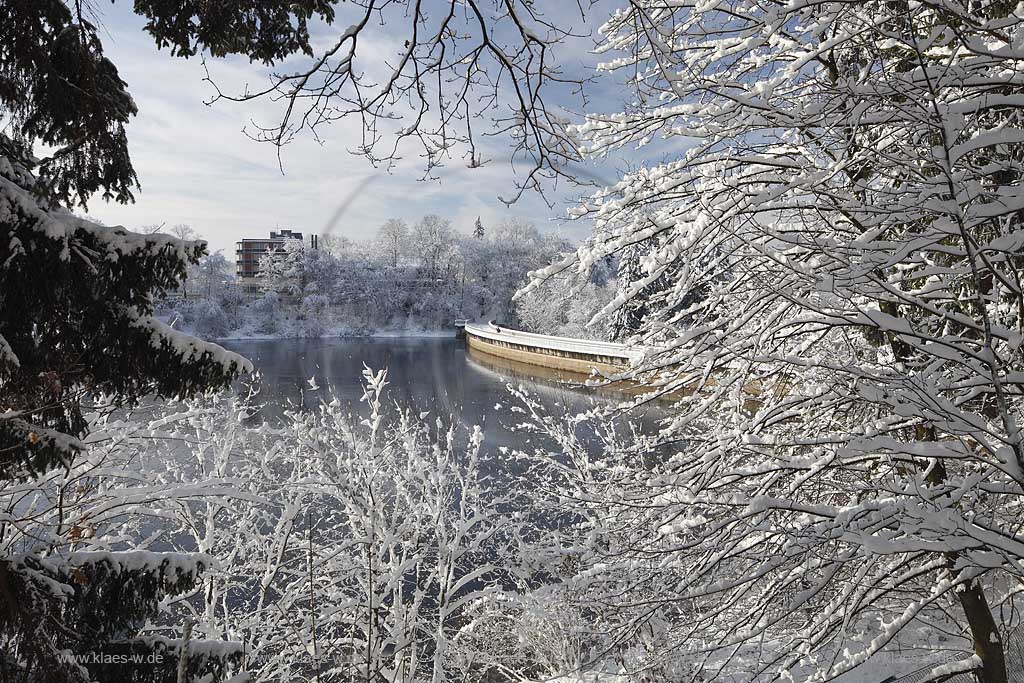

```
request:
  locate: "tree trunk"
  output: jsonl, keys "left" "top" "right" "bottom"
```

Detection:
{"left": 899, "top": 348, "right": 1008, "bottom": 683}
{"left": 958, "top": 580, "right": 1007, "bottom": 683}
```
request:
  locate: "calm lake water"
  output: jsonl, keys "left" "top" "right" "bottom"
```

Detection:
{"left": 220, "top": 336, "right": 656, "bottom": 452}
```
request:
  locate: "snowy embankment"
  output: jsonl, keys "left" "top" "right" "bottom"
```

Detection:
{"left": 158, "top": 310, "right": 457, "bottom": 342}
{"left": 209, "top": 328, "right": 456, "bottom": 341}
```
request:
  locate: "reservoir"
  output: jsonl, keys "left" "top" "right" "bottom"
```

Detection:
{"left": 220, "top": 336, "right": 657, "bottom": 452}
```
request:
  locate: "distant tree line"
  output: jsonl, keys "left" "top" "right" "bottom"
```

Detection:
{"left": 157, "top": 215, "right": 618, "bottom": 340}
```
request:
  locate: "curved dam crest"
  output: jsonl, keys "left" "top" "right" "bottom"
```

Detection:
{"left": 462, "top": 322, "right": 641, "bottom": 385}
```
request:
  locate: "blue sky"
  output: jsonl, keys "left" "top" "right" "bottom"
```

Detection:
{"left": 83, "top": 2, "right": 638, "bottom": 256}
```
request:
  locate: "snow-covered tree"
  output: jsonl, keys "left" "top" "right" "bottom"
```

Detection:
{"left": 467, "top": 218, "right": 574, "bottom": 325}
{"left": 0, "top": 144, "right": 250, "bottom": 681}
{"left": 522, "top": 2, "right": 1024, "bottom": 682}
{"left": 1, "top": 5, "right": 264, "bottom": 675}
{"left": 186, "top": 251, "right": 233, "bottom": 301}
{"left": 291, "top": 368, "right": 520, "bottom": 683}
{"left": 607, "top": 236, "right": 700, "bottom": 342}
{"left": 412, "top": 214, "right": 456, "bottom": 281}
{"left": 169, "top": 223, "right": 199, "bottom": 241}
{"left": 473, "top": 217, "right": 485, "bottom": 240}
{"left": 377, "top": 218, "right": 409, "bottom": 268}
{"left": 516, "top": 273, "right": 615, "bottom": 341}
{"left": 258, "top": 237, "right": 306, "bottom": 297}
{"left": 0, "top": 135, "right": 249, "bottom": 484}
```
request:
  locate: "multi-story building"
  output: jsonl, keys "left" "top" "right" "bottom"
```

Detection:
{"left": 235, "top": 229, "right": 304, "bottom": 280}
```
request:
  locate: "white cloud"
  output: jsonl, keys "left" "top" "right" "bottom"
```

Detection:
{"left": 84, "top": 2, "right": 634, "bottom": 254}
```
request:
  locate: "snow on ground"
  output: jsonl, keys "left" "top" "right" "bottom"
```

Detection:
{"left": 208, "top": 328, "right": 457, "bottom": 341}
{"left": 158, "top": 312, "right": 457, "bottom": 342}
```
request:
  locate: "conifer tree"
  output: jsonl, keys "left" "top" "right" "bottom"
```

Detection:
{"left": 0, "top": 134, "right": 250, "bottom": 683}
{"left": 608, "top": 236, "right": 708, "bottom": 341}
{"left": 473, "top": 217, "right": 485, "bottom": 239}
{"left": 0, "top": 1, "right": 339, "bottom": 680}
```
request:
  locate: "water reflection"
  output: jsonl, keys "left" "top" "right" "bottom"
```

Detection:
{"left": 220, "top": 337, "right": 657, "bottom": 452}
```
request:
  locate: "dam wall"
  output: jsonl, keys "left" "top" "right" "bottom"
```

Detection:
{"left": 463, "top": 323, "right": 641, "bottom": 376}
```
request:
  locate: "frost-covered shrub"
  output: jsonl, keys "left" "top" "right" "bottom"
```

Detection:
{"left": 452, "top": 590, "right": 602, "bottom": 682}
{"left": 216, "top": 287, "right": 249, "bottom": 328}
{"left": 292, "top": 294, "right": 329, "bottom": 337}
{"left": 125, "top": 369, "right": 524, "bottom": 683}
{"left": 301, "top": 293, "right": 329, "bottom": 314}
{"left": 191, "top": 300, "right": 231, "bottom": 338}
{"left": 251, "top": 292, "right": 282, "bottom": 334}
